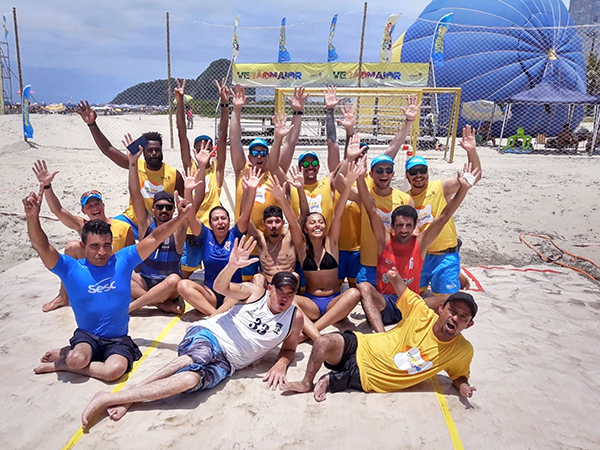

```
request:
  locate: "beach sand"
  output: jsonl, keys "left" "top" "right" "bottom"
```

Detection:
{"left": 1, "top": 113, "right": 600, "bottom": 449}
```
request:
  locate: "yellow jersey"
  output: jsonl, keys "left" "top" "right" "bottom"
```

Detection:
{"left": 338, "top": 190, "right": 361, "bottom": 252}
{"left": 109, "top": 219, "right": 131, "bottom": 252}
{"left": 122, "top": 159, "right": 178, "bottom": 226}
{"left": 191, "top": 160, "right": 221, "bottom": 231}
{"left": 355, "top": 289, "right": 473, "bottom": 393}
{"left": 409, "top": 179, "right": 458, "bottom": 253}
{"left": 290, "top": 177, "right": 334, "bottom": 227}
{"left": 235, "top": 165, "right": 279, "bottom": 233}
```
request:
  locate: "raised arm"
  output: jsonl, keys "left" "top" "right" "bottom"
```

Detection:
{"left": 215, "top": 78, "right": 229, "bottom": 188}
{"left": 32, "top": 160, "right": 84, "bottom": 232}
{"left": 279, "top": 87, "right": 308, "bottom": 173}
{"left": 174, "top": 79, "right": 192, "bottom": 172}
{"left": 356, "top": 155, "right": 388, "bottom": 254}
{"left": 23, "top": 186, "right": 60, "bottom": 269}
{"left": 123, "top": 134, "right": 150, "bottom": 235}
{"left": 382, "top": 94, "right": 420, "bottom": 160}
{"left": 266, "top": 177, "right": 305, "bottom": 251}
{"left": 441, "top": 125, "right": 483, "bottom": 197}
{"left": 323, "top": 86, "right": 342, "bottom": 172}
{"left": 213, "top": 235, "right": 263, "bottom": 300}
{"left": 267, "top": 112, "right": 294, "bottom": 185}
{"left": 229, "top": 84, "right": 247, "bottom": 178}
{"left": 182, "top": 164, "right": 206, "bottom": 237}
{"left": 190, "top": 142, "right": 211, "bottom": 212}
{"left": 286, "top": 166, "right": 310, "bottom": 222}
{"left": 328, "top": 158, "right": 361, "bottom": 248}
{"left": 77, "top": 100, "right": 128, "bottom": 169}
{"left": 237, "top": 165, "right": 260, "bottom": 234}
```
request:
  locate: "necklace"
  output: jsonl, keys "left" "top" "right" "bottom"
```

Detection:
{"left": 266, "top": 236, "right": 284, "bottom": 253}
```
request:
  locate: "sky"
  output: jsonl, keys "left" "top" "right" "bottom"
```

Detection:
{"left": 2, "top": 0, "right": 571, "bottom": 104}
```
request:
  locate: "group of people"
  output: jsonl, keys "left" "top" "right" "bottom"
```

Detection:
{"left": 24, "top": 82, "right": 482, "bottom": 428}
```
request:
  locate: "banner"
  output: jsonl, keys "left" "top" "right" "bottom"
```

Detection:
{"left": 431, "top": 13, "right": 453, "bottom": 67}
{"left": 22, "top": 85, "right": 33, "bottom": 139}
{"left": 380, "top": 14, "right": 401, "bottom": 63}
{"left": 278, "top": 18, "right": 291, "bottom": 63}
{"left": 233, "top": 62, "right": 429, "bottom": 87}
{"left": 232, "top": 15, "right": 240, "bottom": 61}
{"left": 327, "top": 14, "right": 338, "bottom": 62}
{"left": 3, "top": 15, "right": 8, "bottom": 40}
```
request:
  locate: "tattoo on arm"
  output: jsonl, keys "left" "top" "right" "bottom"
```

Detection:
{"left": 325, "top": 108, "right": 337, "bottom": 143}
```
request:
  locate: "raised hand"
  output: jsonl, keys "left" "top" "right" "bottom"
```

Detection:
{"left": 400, "top": 94, "right": 421, "bottom": 122}
{"left": 457, "top": 162, "right": 480, "bottom": 189}
{"left": 22, "top": 184, "right": 44, "bottom": 218}
{"left": 346, "top": 133, "right": 362, "bottom": 160}
{"left": 286, "top": 165, "right": 304, "bottom": 190}
{"left": 288, "top": 86, "right": 308, "bottom": 112}
{"left": 242, "top": 165, "right": 262, "bottom": 191}
{"left": 346, "top": 159, "right": 363, "bottom": 185}
{"left": 194, "top": 139, "right": 212, "bottom": 167}
{"left": 174, "top": 78, "right": 186, "bottom": 103}
{"left": 184, "top": 166, "right": 203, "bottom": 192}
{"left": 174, "top": 190, "right": 193, "bottom": 218}
{"left": 338, "top": 103, "right": 356, "bottom": 134}
{"left": 32, "top": 160, "right": 59, "bottom": 186}
{"left": 76, "top": 100, "right": 97, "bottom": 125}
{"left": 229, "top": 235, "right": 259, "bottom": 268}
{"left": 215, "top": 78, "right": 229, "bottom": 104}
{"left": 122, "top": 133, "right": 143, "bottom": 164}
{"left": 324, "top": 85, "right": 342, "bottom": 109}
{"left": 231, "top": 84, "right": 246, "bottom": 110}
{"left": 265, "top": 176, "right": 286, "bottom": 201}
{"left": 273, "top": 112, "right": 294, "bottom": 140}
{"left": 354, "top": 153, "right": 368, "bottom": 178}
{"left": 459, "top": 125, "right": 477, "bottom": 153}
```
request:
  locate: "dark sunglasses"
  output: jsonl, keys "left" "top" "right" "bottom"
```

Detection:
{"left": 407, "top": 166, "right": 428, "bottom": 176}
{"left": 249, "top": 149, "right": 268, "bottom": 158}
{"left": 301, "top": 160, "right": 319, "bottom": 168}
{"left": 154, "top": 203, "right": 174, "bottom": 211}
{"left": 374, "top": 167, "right": 394, "bottom": 175}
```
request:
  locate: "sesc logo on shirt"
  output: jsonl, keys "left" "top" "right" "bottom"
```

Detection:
{"left": 393, "top": 348, "right": 433, "bottom": 374}
{"left": 88, "top": 277, "right": 117, "bottom": 294}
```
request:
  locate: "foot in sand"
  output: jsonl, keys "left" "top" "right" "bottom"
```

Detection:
{"left": 40, "top": 348, "right": 65, "bottom": 363}
{"left": 33, "top": 361, "right": 60, "bottom": 374}
{"left": 157, "top": 297, "right": 185, "bottom": 315}
{"left": 42, "top": 294, "right": 69, "bottom": 312}
{"left": 81, "top": 392, "right": 111, "bottom": 428}
{"left": 282, "top": 379, "right": 313, "bottom": 394}
{"left": 313, "top": 374, "right": 330, "bottom": 402}
{"left": 107, "top": 403, "right": 132, "bottom": 421}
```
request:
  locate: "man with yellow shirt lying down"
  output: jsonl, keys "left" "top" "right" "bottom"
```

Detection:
{"left": 283, "top": 266, "right": 477, "bottom": 402}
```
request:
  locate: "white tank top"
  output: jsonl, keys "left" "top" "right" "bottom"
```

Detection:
{"left": 198, "top": 291, "right": 297, "bottom": 371}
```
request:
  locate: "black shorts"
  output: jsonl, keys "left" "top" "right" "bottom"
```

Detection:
{"left": 210, "top": 288, "right": 225, "bottom": 309}
{"left": 324, "top": 331, "right": 364, "bottom": 393}
{"left": 141, "top": 275, "right": 165, "bottom": 290}
{"left": 69, "top": 328, "right": 142, "bottom": 373}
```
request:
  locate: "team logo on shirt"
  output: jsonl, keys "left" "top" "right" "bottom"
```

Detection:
{"left": 416, "top": 204, "right": 433, "bottom": 228}
{"left": 88, "top": 277, "right": 117, "bottom": 294}
{"left": 308, "top": 194, "right": 323, "bottom": 213}
{"left": 393, "top": 348, "right": 433, "bottom": 374}
{"left": 141, "top": 180, "right": 164, "bottom": 199}
{"left": 255, "top": 185, "right": 267, "bottom": 204}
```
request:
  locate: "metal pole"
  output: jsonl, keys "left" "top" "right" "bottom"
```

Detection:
{"left": 166, "top": 12, "right": 173, "bottom": 149}
{"left": 13, "top": 8, "right": 24, "bottom": 140}
{"left": 357, "top": 2, "right": 367, "bottom": 89}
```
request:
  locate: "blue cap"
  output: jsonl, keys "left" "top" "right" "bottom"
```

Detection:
{"left": 298, "top": 151, "right": 319, "bottom": 163}
{"left": 249, "top": 138, "right": 269, "bottom": 151}
{"left": 405, "top": 156, "right": 428, "bottom": 171}
{"left": 193, "top": 135, "right": 213, "bottom": 146}
{"left": 370, "top": 154, "right": 394, "bottom": 170}
{"left": 360, "top": 142, "right": 370, "bottom": 152}
{"left": 80, "top": 190, "right": 103, "bottom": 207}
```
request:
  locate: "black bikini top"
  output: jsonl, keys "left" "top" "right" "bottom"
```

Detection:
{"left": 302, "top": 250, "right": 339, "bottom": 272}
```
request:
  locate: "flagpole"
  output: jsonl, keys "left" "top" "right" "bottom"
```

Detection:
{"left": 13, "top": 8, "right": 24, "bottom": 140}
{"left": 357, "top": 2, "right": 368, "bottom": 89}
{"left": 166, "top": 12, "right": 174, "bottom": 149}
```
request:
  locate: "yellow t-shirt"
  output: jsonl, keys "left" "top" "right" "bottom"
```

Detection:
{"left": 191, "top": 160, "right": 221, "bottom": 230}
{"left": 290, "top": 177, "right": 334, "bottom": 227}
{"left": 109, "top": 219, "right": 131, "bottom": 252}
{"left": 122, "top": 159, "right": 178, "bottom": 226}
{"left": 355, "top": 289, "right": 473, "bottom": 393}
{"left": 338, "top": 191, "right": 361, "bottom": 252}
{"left": 235, "top": 165, "right": 279, "bottom": 233}
{"left": 360, "top": 187, "right": 411, "bottom": 267}
{"left": 409, "top": 179, "right": 458, "bottom": 253}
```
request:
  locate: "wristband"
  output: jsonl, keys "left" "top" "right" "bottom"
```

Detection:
{"left": 87, "top": 122, "right": 96, "bottom": 127}
{"left": 44, "top": 184, "right": 52, "bottom": 190}
{"left": 220, "top": 103, "right": 229, "bottom": 108}
{"left": 293, "top": 110, "right": 303, "bottom": 115}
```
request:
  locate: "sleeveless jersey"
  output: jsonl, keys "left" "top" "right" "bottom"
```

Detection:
{"left": 235, "top": 165, "right": 279, "bottom": 234}
{"left": 122, "top": 159, "right": 178, "bottom": 226}
{"left": 409, "top": 179, "right": 457, "bottom": 253}
{"left": 377, "top": 237, "right": 423, "bottom": 294}
{"left": 109, "top": 218, "right": 131, "bottom": 252}
{"left": 338, "top": 190, "right": 361, "bottom": 252}
{"left": 199, "top": 291, "right": 297, "bottom": 371}
{"left": 189, "top": 160, "right": 221, "bottom": 232}
{"left": 290, "top": 177, "right": 334, "bottom": 228}
{"left": 137, "top": 220, "right": 182, "bottom": 279}
{"left": 360, "top": 187, "right": 411, "bottom": 267}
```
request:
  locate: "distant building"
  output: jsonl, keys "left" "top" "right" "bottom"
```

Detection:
{"left": 569, "top": 0, "right": 600, "bottom": 56}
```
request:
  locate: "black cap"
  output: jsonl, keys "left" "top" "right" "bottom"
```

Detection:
{"left": 271, "top": 271, "right": 299, "bottom": 291}
{"left": 153, "top": 191, "right": 175, "bottom": 204}
{"left": 444, "top": 292, "right": 478, "bottom": 318}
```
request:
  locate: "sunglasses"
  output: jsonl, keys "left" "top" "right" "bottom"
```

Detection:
{"left": 249, "top": 149, "right": 269, "bottom": 158}
{"left": 80, "top": 189, "right": 102, "bottom": 200}
{"left": 407, "top": 166, "right": 428, "bottom": 176}
{"left": 301, "top": 160, "right": 319, "bottom": 168}
{"left": 154, "top": 203, "right": 174, "bottom": 211}
{"left": 374, "top": 167, "right": 394, "bottom": 175}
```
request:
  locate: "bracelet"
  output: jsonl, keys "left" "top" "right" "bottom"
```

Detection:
{"left": 44, "top": 184, "right": 52, "bottom": 190}
{"left": 220, "top": 103, "right": 229, "bottom": 108}
{"left": 293, "top": 110, "right": 304, "bottom": 115}
{"left": 87, "top": 122, "right": 96, "bottom": 127}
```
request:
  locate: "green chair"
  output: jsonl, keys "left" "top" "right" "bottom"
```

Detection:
{"left": 504, "top": 127, "right": 533, "bottom": 153}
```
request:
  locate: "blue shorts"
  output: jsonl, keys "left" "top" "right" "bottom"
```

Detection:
{"left": 420, "top": 252, "right": 461, "bottom": 295}
{"left": 241, "top": 260, "right": 262, "bottom": 282}
{"left": 305, "top": 292, "right": 341, "bottom": 316}
{"left": 380, "top": 294, "right": 403, "bottom": 326}
{"left": 182, "top": 235, "right": 203, "bottom": 272}
{"left": 176, "top": 327, "right": 232, "bottom": 393}
{"left": 356, "top": 265, "right": 376, "bottom": 286}
{"left": 338, "top": 251, "right": 360, "bottom": 283}
{"left": 70, "top": 328, "right": 142, "bottom": 373}
{"left": 113, "top": 214, "right": 139, "bottom": 240}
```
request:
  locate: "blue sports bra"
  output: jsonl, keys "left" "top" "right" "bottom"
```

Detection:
{"left": 302, "top": 250, "right": 339, "bottom": 272}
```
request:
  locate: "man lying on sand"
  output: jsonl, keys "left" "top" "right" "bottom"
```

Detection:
{"left": 80, "top": 236, "right": 303, "bottom": 428}
{"left": 24, "top": 185, "right": 194, "bottom": 382}
{"left": 284, "top": 266, "right": 477, "bottom": 402}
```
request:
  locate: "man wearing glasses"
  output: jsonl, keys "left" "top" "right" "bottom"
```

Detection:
{"left": 405, "top": 125, "right": 482, "bottom": 310}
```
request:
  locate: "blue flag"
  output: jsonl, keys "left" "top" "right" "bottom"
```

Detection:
{"left": 3, "top": 15, "right": 8, "bottom": 40}
{"left": 278, "top": 18, "right": 291, "bottom": 62}
{"left": 327, "top": 14, "right": 338, "bottom": 62}
{"left": 22, "top": 85, "right": 34, "bottom": 139}
{"left": 431, "top": 13, "right": 453, "bottom": 67}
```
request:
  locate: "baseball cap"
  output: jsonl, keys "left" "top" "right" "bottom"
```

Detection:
{"left": 405, "top": 156, "right": 428, "bottom": 171}
{"left": 370, "top": 154, "right": 394, "bottom": 170}
{"left": 153, "top": 191, "right": 175, "bottom": 205}
{"left": 193, "top": 135, "right": 213, "bottom": 146}
{"left": 298, "top": 151, "right": 319, "bottom": 163}
{"left": 444, "top": 292, "right": 478, "bottom": 318}
{"left": 360, "top": 142, "right": 370, "bottom": 152}
{"left": 249, "top": 138, "right": 269, "bottom": 152}
{"left": 271, "top": 271, "right": 299, "bottom": 291}
{"left": 80, "top": 190, "right": 103, "bottom": 207}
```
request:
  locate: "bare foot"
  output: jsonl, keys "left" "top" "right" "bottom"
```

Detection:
{"left": 157, "top": 297, "right": 185, "bottom": 315}
{"left": 107, "top": 403, "right": 132, "bottom": 421}
{"left": 42, "top": 294, "right": 69, "bottom": 312}
{"left": 34, "top": 361, "right": 59, "bottom": 374}
{"left": 40, "top": 348, "right": 65, "bottom": 363}
{"left": 313, "top": 374, "right": 330, "bottom": 402}
{"left": 81, "top": 392, "right": 112, "bottom": 428}
{"left": 282, "top": 379, "right": 314, "bottom": 394}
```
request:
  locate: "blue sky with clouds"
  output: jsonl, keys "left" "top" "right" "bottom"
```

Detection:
{"left": 2, "top": 0, "right": 571, "bottom": 104}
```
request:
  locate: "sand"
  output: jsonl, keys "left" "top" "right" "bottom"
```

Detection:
{"left": 1, "top": 112, "right": 600, "bottom": 449}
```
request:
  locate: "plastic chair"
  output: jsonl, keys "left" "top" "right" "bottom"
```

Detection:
{"left": 504, "top": 127, "right": 533, "bottom": 152}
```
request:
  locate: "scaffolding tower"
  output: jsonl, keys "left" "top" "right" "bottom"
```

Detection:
{"left": 1, "top": 39, "right": 14, "bottom": 114}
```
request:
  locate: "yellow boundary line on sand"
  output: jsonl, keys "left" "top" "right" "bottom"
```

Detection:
{"left": 61, "top": 313, "right": 184, "bottom": 450}
{"left": 431, "top": 376, "right": 465, "bottom": 450}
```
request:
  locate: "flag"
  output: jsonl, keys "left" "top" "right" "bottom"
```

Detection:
{"left": 3, "top": 15, "right": 8, "bottom": 40}
{"left": 431, "top": 13, "right": 453, "bottom": 67}
{"left": 22, "top": 85, "right": 33, "bottom": 139}
{"left": 380, "top": 13, "right": 401, "bottom": 63}
{"left": 327, "top": 14, "right": 338, "bottom": 62}
{"left": 232, "top": 15, "right": 240, "bottom": 61}
{"left": 278, "top": 18, "right": 291, "bottom": 63}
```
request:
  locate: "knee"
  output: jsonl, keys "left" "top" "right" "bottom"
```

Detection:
{"left": 65, "top": 350, "right": 90, "bottom": 370}
{"left": 356, "top": 282, "right": 372, "bottom": 300}
{"left": 102, "top": 359, "right": 128, "bottom": 382}
{"left": 252, "top": 273, "right": 266, "bottom": 288}
{"left": 177, "top": 279, "right": 195, "bottom": 296}
{"left": 165, "top": 274, "right": 181, "bottom": 290}
{"left": 179, "top": 370, "right": 201, "bottom": 390}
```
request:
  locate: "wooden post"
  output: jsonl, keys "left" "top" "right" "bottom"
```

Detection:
{"left": 166, "top": 12, "right": 173, "bottom": 149}
{"left": 13, "top": 8, "right": 25, "bottom": 140}
{"left": 356, "top": 2, "right": 368, "bottom": 128}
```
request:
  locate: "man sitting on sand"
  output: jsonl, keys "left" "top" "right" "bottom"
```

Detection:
{"left": 284, "top": 266, "right": 477, "bottom": 402}
{"left": 80, "top": 236, "right": 304, "bottom": 428}
{"left": 24, "top": 185, "right": 194, "bottom": 382}
{"left": 32, "top": 159, "right": 134, "bottom": 312}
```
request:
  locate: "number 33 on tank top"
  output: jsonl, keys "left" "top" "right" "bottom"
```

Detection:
{"left": 248, "top": 318, "right": 283, "bottom": 335}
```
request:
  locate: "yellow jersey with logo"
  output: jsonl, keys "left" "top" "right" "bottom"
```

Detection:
{"left": 338, "top": 189, "right": 361, "bottom": 252}
{"left": 360, "top": 187, "right": 411, "bottom": 267}
{"left": 190, "top": 160, "right": 221, "bottom": 231}
{"left": 409, "top": 179, "right": 457, "bottom": 253}
{"left": 122, "top": 159, "right": 178, "bottom": 226}
{"left": 290, "top": 177, "right": 334, "bottom": 228}
{"left": 109, "top": 219, "right": 131, "bottom": 252}
{"left": 355, "top": 289, "right": 473, "bottom": 393}
{"left": 235, "top": 165, "right": 279, "bottom": 233}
